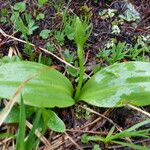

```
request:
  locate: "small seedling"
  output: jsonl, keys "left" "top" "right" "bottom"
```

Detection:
{"left": 14, "top": 2, "right": 26, "bottom": 13}
{"left": 99, "top": 9, "right": 116, "bottom": 19}
{"left": 38, "top": 53, "right": 52, "bottom": 65}
{"left": 40, "top": 29, "right": 51, "bottom": 39}
{"left": 44, "top": 42, "right": 56, "bottom": 52}
{"left": 0, "top": 9, "right": 8, "bottom": 23}
{"left": 97, "top": 42, "right": 126, "bottom": 64}
{"left": 38, "top": 0, "right": 48, "bottom": 6}
{"left": 54, "top": 31, "right": 65, "bottom": 45}
{"left": 36, "top": 13, "right": 45, "bottom": 20}
{"left": 25, "top": 13, "right": 39, "bottom": 35}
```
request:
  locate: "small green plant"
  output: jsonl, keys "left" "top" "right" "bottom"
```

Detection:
{"left": 63, "top": 49, "right": 79, "bottom": 77}
{"left": 38, "top": 53, "right": 52, "bottom": 65}
{"left": 36, "top": 13, "right": 45, "bottom": 20}
{"left": 0, "top": 17, "right": 150, "bottom": 137}
{"left": 92, "top": 144, "right": 101, "bottom": 150}
{"left": 0, "top": 9, "right": 8, "bottom": 23}
{"left": 38, "top": 0, "right": 48, "bottom": 7}
{"left": 74, "top": 17, "right": 92, "bottom": 100}
{"left": 126, "top": 44, "right": 150, "bottom": 61}
{"left": 0, "top": 17, "right": 150, "bottom": 150}
{"left": 44, "top": 42, "right": 56, "bottom": 52}
{"left": 25, "top": 13, "right": 39, "bottom": 35}
{"left": 97, "top": 42, "right": 126, "bottom": 64}
{"left": 99, "top": 9, "right": 116, "bottom": 19}
{"left": 54, "top": 31, "right": 65, "bottom": 45}
{"left": 10, "top": 4, "right": 38, "bottom": 56}
{"left": 13, "top": 2, "right": 26, "bottom": 13}
{"left": 40, "top": 29, "right": 51, "bottom": 39}
{"left": 81, "top": 119, "right": 150, "bottom": 150}
{"left": 75, "top": 105, "right": 92, "bottom": 119}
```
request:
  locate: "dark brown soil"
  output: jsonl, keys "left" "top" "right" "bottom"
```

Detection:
{"left": 0, "top": 0, "right": 150, "bottom": 149}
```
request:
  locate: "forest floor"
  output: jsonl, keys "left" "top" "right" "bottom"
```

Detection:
{"left": 0, "top": 0, "right": 150, "bottom": 149}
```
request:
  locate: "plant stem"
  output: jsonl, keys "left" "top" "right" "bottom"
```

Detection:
{"left": 74, "top": 45, "right": 84, "bottom": 100}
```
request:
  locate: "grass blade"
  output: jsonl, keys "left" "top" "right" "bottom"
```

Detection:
{"left": 114, "top": 141, "right": 149, "bottom": 150}
{"left": 16, "top": 95, "right": 26, "bottom": 150}
{"left": 126, "top": 119, "right": 150, "bottom": 132}
{"left": 25, "top": 109, "right": 42, "bottom": 150}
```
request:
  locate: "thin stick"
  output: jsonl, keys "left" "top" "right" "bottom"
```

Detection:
{"left": 127, "top": 104, "right": 150, "bottom": 118}
{"left": 0, "top": 137, "right": 13, "bottom": 146}
{"left": 81, "top": 109, "right": 111, "bottom": 129}
{"left": 64, "top": 132, "right": 83, "bottom": 150}
{"left": 26, "top": 121, "right": 52, "bottom": 149}
{"left": 79, "top": 105, "right": 122, "bottom": 131}
{"left": 66, "top": 129, "right": 108, "bottom": 135}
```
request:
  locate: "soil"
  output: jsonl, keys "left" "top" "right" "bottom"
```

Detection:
{"left": 0, "top": 0, "right": 150, "bottom": 149}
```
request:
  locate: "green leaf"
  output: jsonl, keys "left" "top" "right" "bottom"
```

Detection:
{"left": 54, "top": 31, "right": 65, "bottom": 44}
{"left": 10, "top": 11, "right": 19, "bottom": 23}
{"left": 44, "top": 42, "right": 56, "bottom": 52}
{"left": 92, "top": 144, "right": 101, "bottom": 150}
{"left": 4, "top": 105, "right": 35, "bottom": 123}
{"left": 74, "top": 17, "right": 92, "bottom": 47}
{"left": 15, "top": 17, "right": 28, "bottom": 36}
{"left": 14, "top": 2, "right": 26, "bottom": 13}
{"left": 65, "top": 24, "right": 74, "bottom": 40}
{"left": 1, "top": 9, "right": 8, "bottom": 17}
{"left": 107, "top": 129, "right": 150, "bottom": 142}
{"left": 79, "top": 61, "right": 150, "bottom": 107}
{"left": 81, "top": 134, "right": 105, "bottom": 144}
{"left": 25, "top": 109, "right": 42, "bottom": 150}
{"left": 28, "top": 20, "right": 39, "bottom": 35}
{"left": 0, "top": 61, "right": 74, "bottom": 108}
{"left": 42, "top": 109, "right": 65, "bottom": 132}
{"left": 36, "top": 13, "right": 45, "bottom": 20}
{"left": 0, "top": 133, "right": 14, "bottom": 139}
{"left": 126, "top": 119, "right": 150, "bottom": 132}
{"left": 40, "top": 29, "right": 51, "bottom": 39}
{"left": 113, "top": 141, "right": 149, "bottom": 150}
{"left": 38, "top": 0, "right": 48, "bottom": 6}
{"left": 16, "top": 95, "right": 26, "bottom": 150}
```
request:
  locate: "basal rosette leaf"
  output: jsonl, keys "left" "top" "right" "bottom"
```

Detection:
{"left": 0, "top": 61, "right": 75, "bottom": 108}
{"left": 79, "top": 62, "right": 150, "bottom": 107}
{"left": 42, "top": 109, "right": 65, "bottom": 132}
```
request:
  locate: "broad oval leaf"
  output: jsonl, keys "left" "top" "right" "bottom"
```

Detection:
{"left": 0, "top": 61, "right": 74, "bottom": 108}
{"left": 79, "top": 62, "right": 150, "bottom": 107}
{"left": 42, "top": 109, "right": 65, "bottom": 132}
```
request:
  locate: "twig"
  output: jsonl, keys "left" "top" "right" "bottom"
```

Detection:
{"left": 126, "top": 104, "right": 150, "bottom": 118}
{"left": 66, "top": 129, "right": 108, "bottom": 135}
{"left": 26, "top": 121, "right": 52, "bottom": 149}
{"left": 81, "top": 109, "right": 112, "bottom": 129}
{"left": 50, "top": 136, "right": 67, "bottom": 149}
{"left": 64, "top": 132, "right": 83, "bottom": 150}
{"left": 79, "top": 105, "right": 122, "bottom": 131}
{"left": 0, "top": 137, "right": 13, "bottom": 146}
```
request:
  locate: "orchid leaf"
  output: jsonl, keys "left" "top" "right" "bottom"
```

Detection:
{"left": 79, "top": 62, "right": 150, "bottom": 107}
